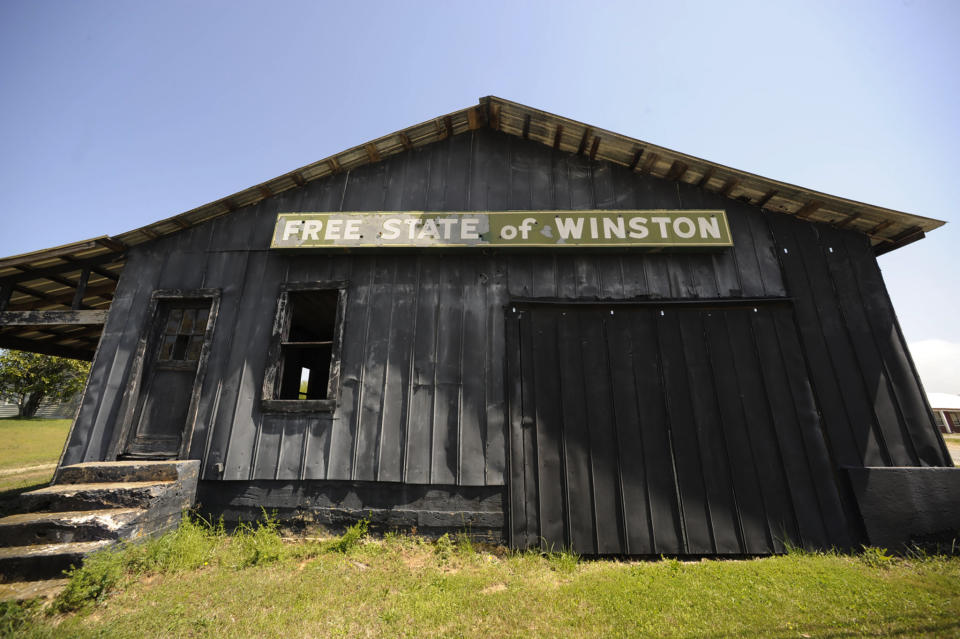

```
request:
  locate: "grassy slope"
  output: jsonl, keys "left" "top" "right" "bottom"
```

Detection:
{"left": 9, "top": 522, "right": 960, "bottom": 639}
{"left": 0, "top": 418, "right": 71, "bottom": 494}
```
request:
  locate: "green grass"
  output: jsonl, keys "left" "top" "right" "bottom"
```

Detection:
{"left": 0, "top": 418, "right": 71, "bottom": 471}
{"left": 5, "top": 517, "right": 960, "bottom": 638}
{"left": 943, "top": 433, "right": 960, "bottom": 445}
{"left": 0, "top": 418, "right": 70, "bottom": 495}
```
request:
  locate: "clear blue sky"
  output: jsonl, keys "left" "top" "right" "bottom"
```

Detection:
{"left": 1, "top": 0, "right": 958, "bottom": 389}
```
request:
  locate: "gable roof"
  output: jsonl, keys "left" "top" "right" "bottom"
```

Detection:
{"left": 0, "top": 96, "right": 946, "bottom": 359}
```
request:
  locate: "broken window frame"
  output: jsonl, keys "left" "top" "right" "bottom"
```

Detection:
{"left": 261, "top": 281, "right": 347, "bottom": 414}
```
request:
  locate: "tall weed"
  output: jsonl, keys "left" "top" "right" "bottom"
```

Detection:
{"left": 53, "top": 512, "right": 288, "bottom": 612}
{"left": 231, "top": 514, "right": 284, "bottom": 568}
{"left": 328, "top": 518, "right": 369, "bottom": 553}
{"left": 55, "top": 547, "right": 129, "bottom": 612}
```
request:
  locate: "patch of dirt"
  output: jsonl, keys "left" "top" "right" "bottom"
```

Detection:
{"left": 0, "top": 463, "right": 56, "bottom": 478}
{"left": 480, "top": 583, "right": 507, "bottom": 594}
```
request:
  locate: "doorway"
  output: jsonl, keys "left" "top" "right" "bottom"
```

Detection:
{"left": 119, "top": 291, "right": 219, "bottom": 459}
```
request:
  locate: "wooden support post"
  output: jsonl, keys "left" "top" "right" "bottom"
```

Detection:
{"left": 628, "top": 149, "right": 644, "bottom": 171}
{"left": 553, "top": 125, "right": 564, "bottom": 150}
{"left": 0, "top": 285, "right": 10, "bottom": 312}
{"left": 72, "top": 269, "right": 91, "bottom": 310}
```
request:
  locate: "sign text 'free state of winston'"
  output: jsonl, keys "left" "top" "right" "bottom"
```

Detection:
{"left": 271, "top": 210, "right": 732, "bottom": 249}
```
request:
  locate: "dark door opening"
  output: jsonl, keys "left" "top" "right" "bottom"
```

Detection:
{"left": 121, "top": 299, "right": 215, "bottom": 459}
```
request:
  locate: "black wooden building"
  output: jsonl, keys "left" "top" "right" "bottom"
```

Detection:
{"left": 1, "top": 97, "right": 956, "bottom": 555}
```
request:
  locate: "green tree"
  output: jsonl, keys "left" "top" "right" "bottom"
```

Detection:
{"left": 0, "top": 350, "right": 90, "bottom": 418}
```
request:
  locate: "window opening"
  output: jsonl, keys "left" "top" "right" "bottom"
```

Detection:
{"left": 158, "top": 306, "right": 209, "bottom": 363}
{"left": 276, "top": 289, "right": 339, "bottom": 400}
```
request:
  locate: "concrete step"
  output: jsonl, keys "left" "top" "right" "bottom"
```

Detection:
{"left": 0, "top": 540, "right": 111, "bottom": 581}
{"left": 0, "top": 508, "right": 145, "bottom": 547}
{"left": 20, "top": 481, "right": 175, "bottom": 513}
{"left": 57, "top": 460, "right": 191, "bottom": 485}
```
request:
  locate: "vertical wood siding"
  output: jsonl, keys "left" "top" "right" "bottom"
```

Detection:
{"left": 506, "top": 303, "right": 855, "bottom": 554}
{"left": 61, "top": 128, "right": 946, "bottom": 496}
{"left": 766, "top": 213, "right": 951, "bottom": 468}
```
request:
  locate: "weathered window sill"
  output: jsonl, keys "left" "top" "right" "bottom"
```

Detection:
{"left": 260, "top": 399, "right": 336, "bottom": 414}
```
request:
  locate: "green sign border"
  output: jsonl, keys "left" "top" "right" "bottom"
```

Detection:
{"left": 271, "top": 210, "right": 732, "bottom": 249}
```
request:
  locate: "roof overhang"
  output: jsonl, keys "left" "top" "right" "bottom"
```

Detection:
{"left": 0, "top": 96, "right": 945, "bottom": 359}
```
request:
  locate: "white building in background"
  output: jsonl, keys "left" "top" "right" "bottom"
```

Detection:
{"left": 929, "top": 393, "right": 960, "bottom": 434}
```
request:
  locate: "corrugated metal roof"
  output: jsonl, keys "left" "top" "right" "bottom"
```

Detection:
{"left": 0, "top": 96, "right": 946, "bottom": 359}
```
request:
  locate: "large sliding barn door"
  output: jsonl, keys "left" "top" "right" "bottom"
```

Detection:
{"left": 506, "top": 303, "right": 853, "bottom": 555}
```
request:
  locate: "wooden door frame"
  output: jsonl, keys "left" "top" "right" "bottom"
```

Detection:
{"left": 108, "top": 288, "right": 221, "bottom": 460}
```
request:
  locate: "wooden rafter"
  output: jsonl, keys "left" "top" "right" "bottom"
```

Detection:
{"left": 794, "top": 201, "right": 822, "bottom": 219}
{"left": 833, "top": 212, "right": 861, "bottom": 229}
{"left": 639, "top": 152, "right": 659, "bottom": 175}
{"left": 588, "top": 136, "right": 601, "bottom": 160}
{"left": 665, "top": 160, "right": 689, "bottom": 182}
{"left": 869, "top": 220, "right": 895, "bottom": 236}
{"left": 755, "top": 190, "right": 778, "bottom": 209}
{"left": 6, "top": 282, "right": 116, "bottom": 310}
{"left": 577, "top": 128, "right": 592, "bottom": 155}
{"left": 95, "top": 237, "right": 127, "bottom": 252}
{"left": 718, "top": 178, "right": 739, "bottom": 197}
{"left": 0, "top": 334, "right": 95, "bottom": 360}
{"left": 487, "top": 101, "right": 501, "bottom": 130}
{"left": 0, "top": 253, "right": 122, "bottom": 285}
{"left": 697, "top": 166, "right": 716, "bottom": 188}
{"left": 466, "top": 106, "right": 482, "bottom": 130}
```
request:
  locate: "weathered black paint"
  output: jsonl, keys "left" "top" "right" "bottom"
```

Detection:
{"left": 58, "top": 128, "right": 951, "bottom": 553}
{"left": 195, "top": 480, "right": 505, "bottom": 539}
